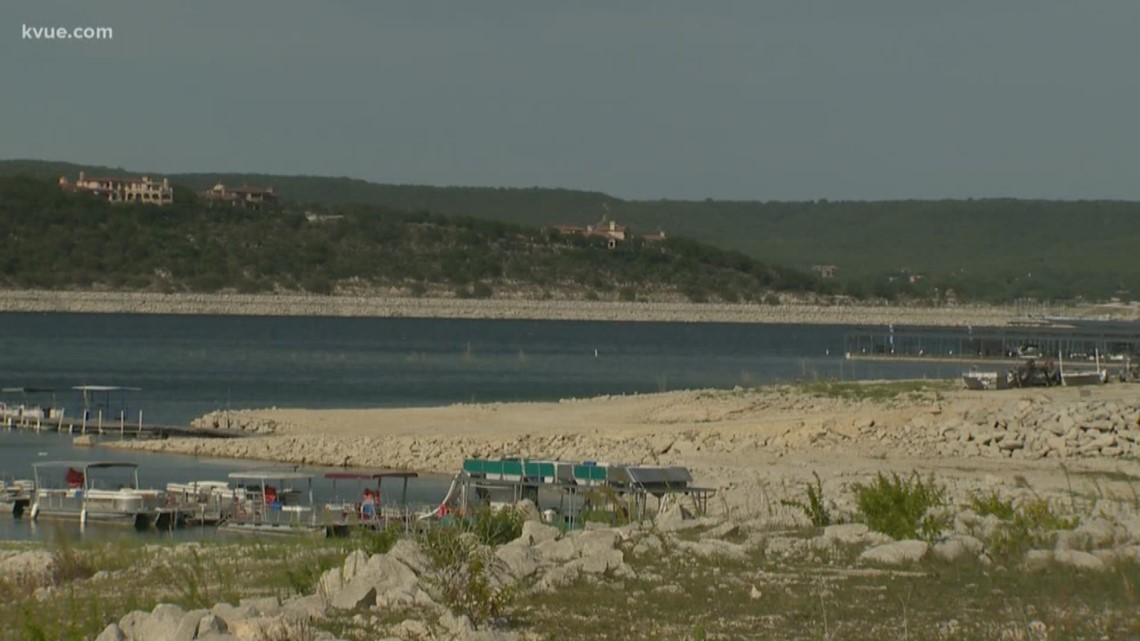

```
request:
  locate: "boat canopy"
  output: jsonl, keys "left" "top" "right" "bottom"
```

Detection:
{"left": 72, "top": 386, "right": 142, "bottom": 392}
{"left": 229, "top": 470, "right": 313, "bottom": 481}
{"left": 325, "top": 471, "right": 418, "bottom": 480}
{"left": 1, "top": 387, "right": 56, "bottom": 394}
{"left": 32, "top": 461, "right": 139, "bottom": 470}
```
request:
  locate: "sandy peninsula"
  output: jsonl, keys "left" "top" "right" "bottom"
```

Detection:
{"left": 1, "top": 288, "right": 1133, "bottom": 326}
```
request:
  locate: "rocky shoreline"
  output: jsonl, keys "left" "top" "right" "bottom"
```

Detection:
{"left": 13, "top": 382, "right": 1140, "bottom": 640}
{"left": 0, "top": 288, "right": 1049, "bottom": 326}
{"left": 110, "top": 383, "right": 1140, "bottom": 519}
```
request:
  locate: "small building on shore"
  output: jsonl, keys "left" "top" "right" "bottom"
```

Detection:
{"left": 59, "top": 171, "right": 173, "bottom": 206}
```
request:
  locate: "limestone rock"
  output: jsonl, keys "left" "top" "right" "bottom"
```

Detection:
{"left": 571, "top": 528, "right": 620, "bottom": 557}
{"left": 1053, "top": 549, "right": 1107, "bottom": 572}
{"left": 495, "top": 542, "right": 540, "bottom": 580}
{"left": 95, "top": 623, "right": 125, "bottom": 641}
{"left": 210, "top": 603, "right": 255, "bottom": 627}
{"left": 519, "top": 521, "right": 560, "bottom": 546}
{"left": 0, "top": 550, "right": 58, "bottom": 587}
{"left": 197, "top": 614, "right": 229, "bottom": 638}
{"left": 331, "top": 582, "right": 377, "bottom": 610}
{"left": 534, "top": 537, "right": 577, "bottom": 565}
{"left": 859, "top": 540, "right": 929, "bottom": 565}
{"left": 676, "top": 539, "right": 749, "bottom": 562}
{"left": 239, "top": 597, "right": 280, "bottom": 618}
{"left": 702, "top": 521, "right": 741, "bottom": 540}
{"left": 1023, "top": 549, "right": 1053, "bottom": 571}
{"left": 387, "top": 539, "right": 430, "bottom": 576}
{"left": 932, "top": 536, "right": 984, "bottom": 562}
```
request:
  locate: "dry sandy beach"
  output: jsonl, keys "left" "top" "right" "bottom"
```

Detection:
{"left": 3, "top": 288, "right": 1135, "bottom": 326}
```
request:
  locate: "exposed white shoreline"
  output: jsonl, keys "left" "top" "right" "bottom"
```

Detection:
{"left": 0, "top": 289, "right": 1086, "bottom": 327}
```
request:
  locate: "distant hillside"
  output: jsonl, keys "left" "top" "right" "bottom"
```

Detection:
{"left": 0, "top": 175, "right": 819, "bottom": 303}
{"left": 5, "top": 159, "right": 1140, "bottom": 301}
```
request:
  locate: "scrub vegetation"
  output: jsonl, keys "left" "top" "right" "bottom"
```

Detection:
{"left": 4, "top": 160, "right": 1138, "bottom": 302}
{"left": 0, "top": 176, "right": 822, "bottom": 304}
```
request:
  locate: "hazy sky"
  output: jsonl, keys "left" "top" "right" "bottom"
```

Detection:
{"left": 3, "top": 1, "right": 1139, "bottom": 200}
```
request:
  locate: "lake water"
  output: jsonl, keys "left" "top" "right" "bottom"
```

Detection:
{"left": 0, "top": 313, "right": 956, "bottom": 425}
{"left": 0, "top": 312, "right": 956, "bottom": 541}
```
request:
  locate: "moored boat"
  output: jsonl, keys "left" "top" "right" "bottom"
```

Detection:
{"left": 220, "top": 469, "right": 331, "bottom": 536}
{"left": 166, "top": 480, "right": 234, "bottom": 525}
{"left": 0, "top": 477, "right": 34, "bottom": 517}
{"left": 322, "top": 470, "right": 418, "bottom": 530}
{"left": 962, "top": 370, "right": 1011, "bottom": 390}
{"left": 29, "top": 461, "right": 177, "bottom": 529}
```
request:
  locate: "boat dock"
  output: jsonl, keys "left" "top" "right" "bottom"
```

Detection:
{"left": 1, "top": 385, "right": 245, "bottom": 439}
{"left": 843, "top": 321, "right": 1140, "bottom": 378}
{"left": 1, "top": 413, "right": 245, "bottom": 439}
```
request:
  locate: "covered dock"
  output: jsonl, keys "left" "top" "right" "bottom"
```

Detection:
{"left": 843, "top": 321, "right": 1140, "bottom": 368}
{"left": 456, "top": 458, "right": 715, "bottom": 526}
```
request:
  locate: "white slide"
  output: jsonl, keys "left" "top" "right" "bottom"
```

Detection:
{"left": 419, "top": 472, "right": 463, "bottom": 520}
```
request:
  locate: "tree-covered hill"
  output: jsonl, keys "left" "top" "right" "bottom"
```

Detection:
{"left": 5, "top": 159, "right": 1140, "bottom": 301}
{"left": 0, "top": 176, "right": 819, "bottom": 302}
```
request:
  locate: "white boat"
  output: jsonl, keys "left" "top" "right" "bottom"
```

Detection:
{"left": 1062, "top": 370, "right": 1108, "bottom": 386}
{"left": 0, "top": 387, "right": 66, "bottom": 429}
{"left": 220, "top": 469, "right": 327, "bottom": 536}
{"left": 962, "top": 370, "right": 1011, "bottom": 390}
{"left": 1059, "top": 350, "right": 1107, "bottom": 386}
{"left": 165, "top": 480, "right": 234, "bottom": 525}
{"left": 323, "top": 471, "right": 418, "bottom": 529}
{"left": 0, "top": 478, "right": 34, "bottom": 517}
{"left": 30, "top": 461, "right": 175, "bottom": 528}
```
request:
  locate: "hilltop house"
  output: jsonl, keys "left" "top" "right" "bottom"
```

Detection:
{"left": 550, "top": 218, "right": 665, "bottom": 249}
{"left": 200, "top": 183, "right": 278, "bottom": 209}
{"left": 812, "top": 264, "right": 838, "bottom": 279}
{"left": 59, "top": 171, "right": 173, "bottom": 205}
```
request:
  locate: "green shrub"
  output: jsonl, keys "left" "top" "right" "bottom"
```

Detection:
{"left": 360, "top": 524, "right": 404, "bottom": 556}
{"left": 419, "top": 525, "right": 516, "bottom": 629}
{"left": 619, "top": 286, "right": 637, "bottom": 302}
{"left": 966, "top": 491, "right": 1016, "bottom": 520}
{"left": 854, "top": 472, "right": 947, "bottom": 540}
{"left": 469, "top": 506, "right": 526, "bottom": 546}
{"left": 987, "top": 498, "right": 1080, "bottom": 561}
{"left": 781, "top": 471, "right": 832, "bottom": 527}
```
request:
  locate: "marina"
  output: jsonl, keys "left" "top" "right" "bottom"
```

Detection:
{"left": 0, "top": 434, "right": 714, "bottom": 539}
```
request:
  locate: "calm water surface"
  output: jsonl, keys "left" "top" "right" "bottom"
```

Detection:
{"left": 0, "top": 312, "right": 955, "bottom": 541}
{"left": 0, "top": 313, "right": 954, "bottom": 425}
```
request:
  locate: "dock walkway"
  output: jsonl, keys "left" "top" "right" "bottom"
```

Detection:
{"left": 2, "top": 414, "right": 245, "bottom": 439}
